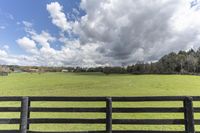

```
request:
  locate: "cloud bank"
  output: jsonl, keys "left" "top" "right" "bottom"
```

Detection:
{"left": 1, "top": 0, "right": 200, "bottom": 67}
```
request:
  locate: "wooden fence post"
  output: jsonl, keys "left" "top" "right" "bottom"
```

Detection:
{"left": 106, "top": 97, "right": 112, "bottom": 133}
{"left": 27, "top": 99, "right": 31, "bottom": 130}
{"left": 184, "top": 96, "right": 195, "bottom": 133}
{"left": 20, "top": 97, "right": 29, "bottom": 133}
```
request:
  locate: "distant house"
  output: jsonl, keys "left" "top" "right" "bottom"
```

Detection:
{"left": 0, "top": 72, "right": 8, "bottom": 76}
{"left": 13, "top": 68, "right": 22, "bottom": 73}
{"left": 62, "top": 69, "right": 69, "bottom": 72}
{"left": 29, "top": 69, "right": 39, "bottom": 73}
{"left": 0, "top": 65, "right": 10, "bottom": 76}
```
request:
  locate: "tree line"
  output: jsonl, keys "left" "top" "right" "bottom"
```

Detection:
{"left": 2, "top": 48, "right": 200, "bottom": 75}
{"left": 74, "top": 48, "right": 200, "bottom": 75}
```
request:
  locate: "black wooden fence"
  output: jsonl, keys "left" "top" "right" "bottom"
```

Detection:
{"left": 0, "top": 96, "right": 199, "bottom": 133}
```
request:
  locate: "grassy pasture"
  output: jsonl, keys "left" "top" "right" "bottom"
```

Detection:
{"left": 1, "top": 72, "right": 200, "bottom": 131}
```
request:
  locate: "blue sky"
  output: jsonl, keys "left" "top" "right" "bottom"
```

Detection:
{"left": 0, "top": 0, "right": 82, "bottom": 55}
{"left": 0, "top": 0, "right": 200, "bottom": 67}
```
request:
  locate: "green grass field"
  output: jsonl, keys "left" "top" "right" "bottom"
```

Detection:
{"left": 1, "top": 72, "right": 200, "bottom": 131}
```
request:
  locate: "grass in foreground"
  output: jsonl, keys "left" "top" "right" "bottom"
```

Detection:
{"left": 1, "top": 72, "right": 200, "bottom": 131}
{"left": 1, "top": 72, "right": 200, "bottom": 96}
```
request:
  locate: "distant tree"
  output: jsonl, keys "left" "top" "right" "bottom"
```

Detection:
{"left": 186, "top": 54, "right": 198, "bottom": 73}
{"left": 176, "top": 52, "right": 186, "bottom": 73}
{"left": 103, "top": 67, "right": 111, "bottom": 75}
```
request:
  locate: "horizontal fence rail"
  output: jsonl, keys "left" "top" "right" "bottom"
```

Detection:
{"left": 0, "top": 96, "right": 198, "bottom": 133}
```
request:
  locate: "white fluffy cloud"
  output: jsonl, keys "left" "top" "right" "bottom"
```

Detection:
{"left": 2, "top": 0, "right": 200, "bottom": 66}
{"left": 31, "top": 31, "right": 55, "bottom": 48}
{"left": 0, "top": 49, "right": 7, "bottom": 57}
{"left": 16, "top": 37, "right": 38, "bottom": 54}
{"left": 72, "top": 0, "right": 200, "bottom": 65}
{"left": 47, "top": 2, "right": 71, "bottom": 31}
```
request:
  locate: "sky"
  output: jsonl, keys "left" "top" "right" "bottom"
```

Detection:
{"left": 0, "top": 0, "right": 200, "bottom": 67}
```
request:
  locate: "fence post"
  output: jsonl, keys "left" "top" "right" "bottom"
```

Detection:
{"left": 106, "top": 97, "right": 112, "bottom": 133}
{"left": 184, "top": 96, "right": 195, "bottom": 133}
{"left": 20, "top": 97, "right": 29, "bottom": 133}
{"left": 27, "top": 100, "right": 31, "bottom": 130}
